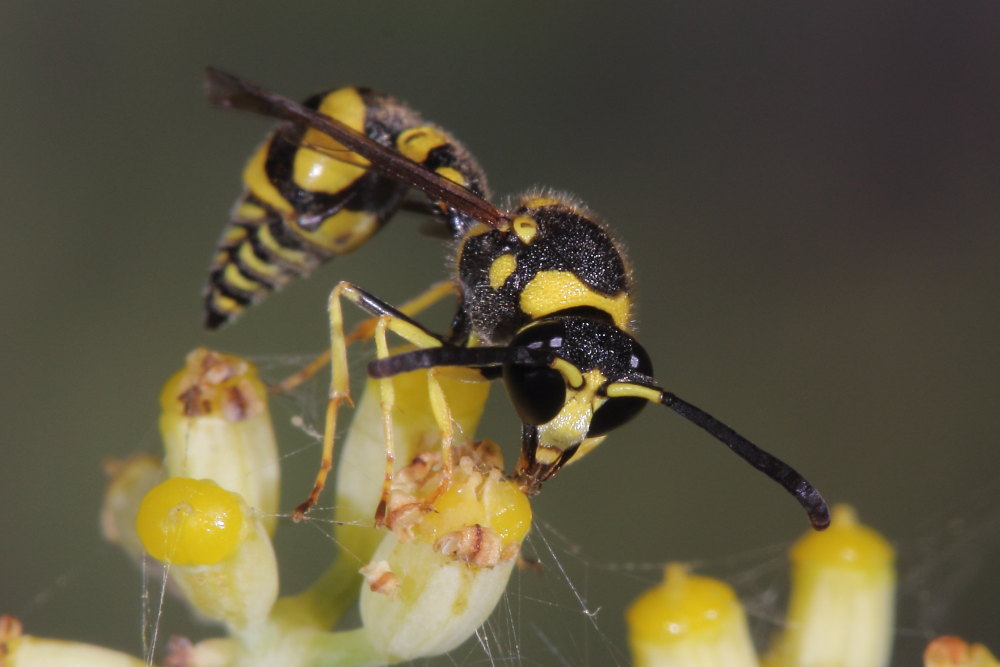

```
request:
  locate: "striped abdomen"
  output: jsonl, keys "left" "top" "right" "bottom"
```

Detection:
{"left": 204, "top": 85, "right": 488, "bottom": 329}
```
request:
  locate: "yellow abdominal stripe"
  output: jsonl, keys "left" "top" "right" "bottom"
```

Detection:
{"left": 295, "top": 88, "right": 371, "bottom": 193}
{"left": 292, "top": 209, "right": 379, "bottom": 253}
{"left": 242, "top": 144, "right": 293, "bottom": 216}
{"left": 208, "top": 288, "right": 242, "bottom": 317}
{"left": 256, "top": 225, "right": 309, "bottom": 266}
{"left": 233, "top": 201, "right": 268, "bottom": 223}
{"left": 236, "top": 242, "right": 282, "bottom": 280}
{"left": 222, "top": 263, "right": 261, "bottom": 292}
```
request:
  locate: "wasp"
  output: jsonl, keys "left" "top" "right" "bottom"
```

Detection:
{"left": 203, "top": 68, "right": 830, "bottom": 530}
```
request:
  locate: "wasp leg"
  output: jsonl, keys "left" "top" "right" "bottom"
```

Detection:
{"left": 368, "top": 321, "right": 459, "bottom": 525}
{"left": 367, "top": 312, "right": 461, "bottom": 525}
{"left": 293, "top": 281, "right": 449, "bottom": 522}
{"left": 273, "top": 280, "right": 457, "bottom": 394}
{"left": 421, "top": 367, "right": 456, "bottom": 508}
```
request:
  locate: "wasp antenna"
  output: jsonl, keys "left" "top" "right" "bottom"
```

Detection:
{"left": 660, "top": 391, "right": 831, "bottom": 530}
{"left": 367, "top": 346, "right": 514, "bottom": 379}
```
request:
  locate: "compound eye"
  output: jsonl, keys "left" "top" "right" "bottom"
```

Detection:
{"left": 503, "top": 364, "right": 566, "bottom": 426}
{"left": 587, "top": 396, "right": 648, "bottom": 437}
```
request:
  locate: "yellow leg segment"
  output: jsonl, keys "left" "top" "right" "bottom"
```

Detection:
{"left": 274, "top": 280, "right": 457, "bottom": 393}
{"left": 372, "top": 316, "right": 396, "bottom": 526}
{"left": 422, "top": 368, "right": 455, "bottom": 507}
{"left": 369, "top": 325, "right": 458, "bottom": 525}
{"left": 294, "top": 281, "right": 452, "bottom": 522}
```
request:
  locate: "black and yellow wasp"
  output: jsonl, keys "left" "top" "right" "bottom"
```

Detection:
{"left": 203, "top": 68, "right": 830, "bottom": 530}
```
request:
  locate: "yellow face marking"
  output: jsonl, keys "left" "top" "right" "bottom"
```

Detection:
{"left": 222, "top": 263, "right": 261, "bottom": 292}
{"left": 397, "top": 126, "right": 450, "bottom": 163}
{"left": 289, "top": 209, "right": 378, "bottom": 253}
{"left": 550, "top": 357, "right": 584, "bottom": 390}
{"left": 520, "top": 271, "right": 631, "bottom": 330}
{"left": 532, "top": 445, "right": 564, "bottom": 466}
{"left": 293, "top": 88, "right": 370, "bottom": 195}
{"left": 513, "top": 215, "right": 538, "bottom": 244}
{"left": 536, "top": 369, "right": 608, "bottom": 450}
{"left": 434, "top": 166, "right": 467, "bottom": 187}
{"left": 488, "top": 254, "right": 517, "bottom": 291}
{"left": 242, "top": 142, "right": 293, "bottom": 215}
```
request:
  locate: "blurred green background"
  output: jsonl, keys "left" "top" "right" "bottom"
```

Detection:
{"left": 2, "top": 2, "right": 998, "bottom": 664}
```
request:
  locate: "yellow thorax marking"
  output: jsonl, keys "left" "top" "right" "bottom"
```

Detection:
{"left": 522, "top": 195, "right": 561, "bottom": 209}
{"left": 512, "top": 215, "right": 538, "bottom": 244}
{"left": 520, "top": 271, "right": 631, "bottom": 330}
{"left": 489, "top": 254, "right": 517, "bottom": 290}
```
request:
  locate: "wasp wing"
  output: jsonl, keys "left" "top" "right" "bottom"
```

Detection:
{"left": 205, "top": 67, "right": 507, "bottom": 229}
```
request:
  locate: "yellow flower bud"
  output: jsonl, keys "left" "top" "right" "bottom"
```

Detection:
{"left": 763, "top": 504, "right": 895, "bottom": 667}
{"left": 159, "top": 348, "right": 279, "bottom": 534}
{"left": 627, "top": 564, "right": 759, "bottom": 667}
{"left": 278, "top": 365, "right": 492, "bottom": 630}
{"left": 359, "top": 440, "right": 531, "bottom": 662}
{"left": 135, "top": 478, "right": 278, "bottom": 631}
{"left": 136, "top": 477, "right": 243, "bottom": 566}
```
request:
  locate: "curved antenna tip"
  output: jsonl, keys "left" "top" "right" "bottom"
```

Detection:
{"left": 660, "top": 391, "right": 830, "bottom": 531}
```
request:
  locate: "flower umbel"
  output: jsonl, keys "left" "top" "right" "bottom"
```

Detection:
{"left": 98, "top": 349, "right": 523, "bottom": 665}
